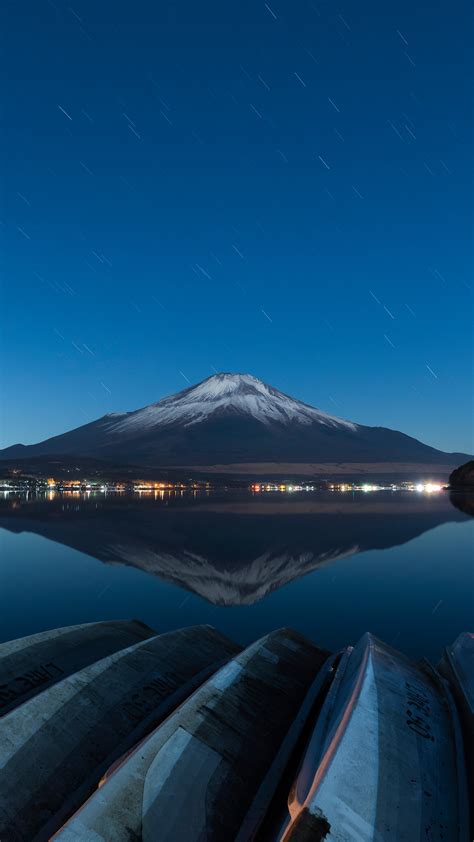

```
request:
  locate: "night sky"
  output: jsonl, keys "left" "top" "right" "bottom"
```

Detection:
{"left": 3, "top": 0, "right": 473, "bottom": 453}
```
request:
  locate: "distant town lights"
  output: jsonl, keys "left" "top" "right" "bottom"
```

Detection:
{"left": 416, "top": 482, "right": 442, "bottom": 493}
{"left": 248, "top": 480, "right": 443, "bottom": 494}
{"left": 1, "top": 478, "right": 445, "bottom": 496}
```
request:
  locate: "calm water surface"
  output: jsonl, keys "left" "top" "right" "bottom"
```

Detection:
{"left": 0, "top": 490, "right": 472, "bottom": 662}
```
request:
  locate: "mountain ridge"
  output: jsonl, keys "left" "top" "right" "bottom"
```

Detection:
{"left": 1, "top": 372, "right": 470, "bottom": 472}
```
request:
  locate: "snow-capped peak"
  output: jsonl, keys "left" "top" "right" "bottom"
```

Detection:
{"left": 106, "top": 373, "right": 357, "bottom": 434}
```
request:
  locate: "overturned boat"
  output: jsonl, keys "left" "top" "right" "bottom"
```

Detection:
{"left": 277, "top": 634, "right": 469, "bottom": 841}
{"left": 0, "top": 622, "right": 240, "bottom": 841}
{"left": 0, "top": 621, "right": 471, "bottom": 841}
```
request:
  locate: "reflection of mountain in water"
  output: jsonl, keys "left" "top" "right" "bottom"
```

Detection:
{"left": 0, "top": 494, "right": 468, "bottom": 606}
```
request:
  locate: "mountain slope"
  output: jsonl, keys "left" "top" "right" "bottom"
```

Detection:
{"left": 1, "top": 372, "right": 469, "bottom": 469}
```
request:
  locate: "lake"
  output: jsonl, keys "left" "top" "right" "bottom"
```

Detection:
{"left": 0, "top": 489, "right": 472, "bottom": 662}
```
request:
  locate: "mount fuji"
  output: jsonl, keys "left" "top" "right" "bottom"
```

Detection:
{"left": 1, "top": 373, "right": 469, "bottom": 476}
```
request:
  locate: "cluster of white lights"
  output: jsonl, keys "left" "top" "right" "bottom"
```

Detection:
{"left": 415, "top": 483, "right": 442, "bottom": 493}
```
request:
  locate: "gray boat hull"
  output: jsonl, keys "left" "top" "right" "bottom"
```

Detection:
{"left": 280, "top": 634, "right": 469, "bottom": 841}
{"left": 0, "top": 623, "right": 239, "bottom": 841}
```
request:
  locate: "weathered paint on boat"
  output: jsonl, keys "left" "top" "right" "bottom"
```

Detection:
{"left": 235, "top": 651, "right": 338, "bottom": 842}
{"left": 0, "top": 624, "right": 239, "bottom": 841}
{"left": 279, "top": 633, "right": 469, "bottom": 841}
{"left": 438, "top": 633, "right": 474, "bottom": 831}
{"left": 52, "top": 628, "right": 330, "bottom": 842}
{"left": 0, "top": 619, "right": 154, "bottom": 716}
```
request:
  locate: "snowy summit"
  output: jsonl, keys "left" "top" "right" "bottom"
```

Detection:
{"left": 106, "top": 373, "right": 357, "bottom": 433}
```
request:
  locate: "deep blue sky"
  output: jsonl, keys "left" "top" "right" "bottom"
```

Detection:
{"left": 2, "top": 0, "right": 473, "bottom": 453}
